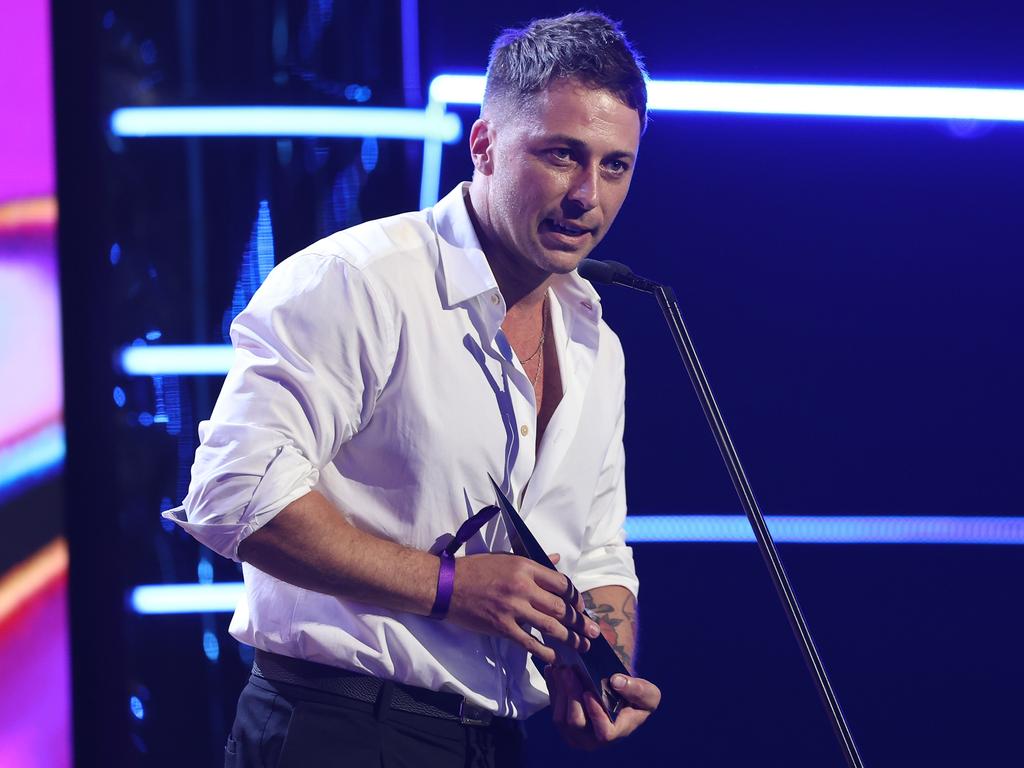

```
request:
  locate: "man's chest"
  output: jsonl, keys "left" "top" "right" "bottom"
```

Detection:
{"left": 326, "top": 300, "right": 617, "bottom": 553}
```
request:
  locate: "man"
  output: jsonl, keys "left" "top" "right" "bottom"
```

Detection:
{"left": 167, "top": 11, "right": 660, "bottom": 767}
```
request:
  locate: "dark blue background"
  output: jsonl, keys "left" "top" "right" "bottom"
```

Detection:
{"left": 424, "top": 2, "right": 1024, "bottom": 764}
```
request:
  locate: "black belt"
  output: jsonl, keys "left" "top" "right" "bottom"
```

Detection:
{"left": 252, "top": 649, "right": 503, "bottom": 727}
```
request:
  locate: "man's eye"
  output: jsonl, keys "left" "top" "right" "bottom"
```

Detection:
{"left": 606, "top": 160, "right": 629, "bottom": 174}
{"left": 550, "top": 148, "right": 572, "bottom": 161}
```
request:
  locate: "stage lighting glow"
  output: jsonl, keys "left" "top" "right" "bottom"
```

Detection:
{"left": 203, "top": 631, "right": 220, "bottom": 662}
{"left": 130, "top": 582, "right": 244, "bottom": 614}
{"left": 129, "top": 696, "right": 144, "bottom": 720}
{"left": 110, "top": 106, "right": 463, "bottom": 142}
{"left": 427, "top": 74, "right": 1024, "bottom": 121}
{"left": 0, "top": 423, "right": 65, "bottom": 500}
{"left": 119, "top": 344, "right": 234, "bottom": 376}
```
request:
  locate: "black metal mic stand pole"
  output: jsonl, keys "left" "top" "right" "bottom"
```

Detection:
{"left": 578, "top": 258, "right": 865, "bottom": 768}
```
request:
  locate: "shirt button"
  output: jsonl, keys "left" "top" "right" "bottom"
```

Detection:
{"left": 490, "top": 293, "right": 500, "bottom": 305}
{"left": 520, "top": 425, "right": 529, "bottom": 437}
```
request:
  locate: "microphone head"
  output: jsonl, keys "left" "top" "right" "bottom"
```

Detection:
{"left": 577, "top": 258, "right": 618, "bottom": 284}
{"left": 577, "top": 258, "right": 658, "bottom": 293}
{"left": 577, "top": 259, "right": 630, "bottom": 286}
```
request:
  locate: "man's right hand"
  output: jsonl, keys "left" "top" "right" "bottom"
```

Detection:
{"left": 237, "top": 493, "right": 598, "bottom": 663}
{"left": 446, "top": 553, "right": 601, "bottom": 664}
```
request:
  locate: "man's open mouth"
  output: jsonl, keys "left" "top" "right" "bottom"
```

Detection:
{"left": 542, "top": 219, "right": 592, "bottom": 237}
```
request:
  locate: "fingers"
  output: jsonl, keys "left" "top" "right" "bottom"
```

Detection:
{"left": 545, "top": 666, "right": 568, "bottom": 725}
{"left": 512, "top": 557, "right": 598, "bottom": 647}
{"left": 550, "top": 667, "right": 657, "bottom": 750}
{"left": 609, "top": 674, "right": 662, "bottom": 711}
{"left": 529, "top": 566, "right": 599, "bottom": 641}
{"left": 582, "top": 691, "right": 616, "bottom": 742}
{"left": 546, "top": 667, "right": 587, "bottom": 725}
{"left": 584, "top": 689, "right": 652, "bottom": 743}
{"left": 449, "top": 553, "right": 600, "bottom": 662}
{"left": 562, "top": 667, "right": 588, "bottom": 729}
{"left": 543, "top": 553, "right": 587, "bottom": 618}
{"left": 532, "top": 562, "right": 575, "bottom": 596}
{"left": 528, "top": 595, "right": 597, "bottom": 652}
{"left": 548, "top": 666, "right": 598, "bottom": 751}
{"left": 521, "top": 607, "right": 581, "bottom": 652}
{"left": 510, "top": 623, "right": 557, "bottom": 665}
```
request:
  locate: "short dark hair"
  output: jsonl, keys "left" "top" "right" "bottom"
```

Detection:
{"left": 483, "top": 12, "right": 648, "bottom": 132}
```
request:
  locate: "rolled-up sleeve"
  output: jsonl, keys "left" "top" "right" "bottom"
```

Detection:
{"left": 163, "top": 251, "right": 397, "bottom": 561}
{"left": 572, "top": 342, "right": 638, "bottom": 599}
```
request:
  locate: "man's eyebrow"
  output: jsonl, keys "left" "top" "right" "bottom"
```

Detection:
{"left": 544, "top": 134, "right": 637, "bottom": 162}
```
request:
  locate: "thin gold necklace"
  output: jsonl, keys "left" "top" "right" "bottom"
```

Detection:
{"left": 522, "top": 297, "right": 548, "bottom": 389}
{"left": 520, "top": 296, "right": 548, "bottom": 365}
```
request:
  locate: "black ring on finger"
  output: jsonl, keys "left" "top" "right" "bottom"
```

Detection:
{"left": 563, "top": 577, "right": 579, "bottom": 604}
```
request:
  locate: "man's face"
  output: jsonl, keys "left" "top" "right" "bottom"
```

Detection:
{"left": 474, "top": 79, "right": 641, "bottom": 276}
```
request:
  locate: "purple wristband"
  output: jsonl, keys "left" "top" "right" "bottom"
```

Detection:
{"left": 429, "top": 553, "right": 456, "bottom": 619}
{"left": 430, "top": 504, "right": 498, "bottom": 620}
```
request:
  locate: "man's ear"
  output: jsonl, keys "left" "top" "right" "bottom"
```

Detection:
{"left": 469, "top": 118, "right": 495, "bottom": 175}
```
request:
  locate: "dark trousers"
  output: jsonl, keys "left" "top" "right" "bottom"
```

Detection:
{"left": 225, "top": 675, "right": 525, "bottom": 768}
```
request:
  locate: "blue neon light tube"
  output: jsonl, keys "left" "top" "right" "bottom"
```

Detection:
{"left": 132, "top": 515, "right": 1024, "bottom": 614}
{"left": 420, "top": 73, "right": 1024, "bottom": 212}
{"left": 119, "top": 344, "right": 234, "bottom": 376}
{"left": 625, "top": 515, "right": 1024, "bottom": 545}
{"left": 111, "top": 106, "right": 463, "bottom": 142}
{"left": 131, "top": 582, "right": 245, "bottom": 615}
{"left": 428, "top": 74, "right": 1024, "bottom": 121}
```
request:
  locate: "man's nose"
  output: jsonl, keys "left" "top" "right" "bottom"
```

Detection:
{"left": 566, "top": 164, "right": 599, "bottom": 211}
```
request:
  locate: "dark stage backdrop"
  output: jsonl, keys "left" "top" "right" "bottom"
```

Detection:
{"left": 56, "top": 1, "right": 1022, "bottom": 766}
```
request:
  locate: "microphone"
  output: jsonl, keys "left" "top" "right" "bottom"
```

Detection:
{"left": 577, "top": 258, "right": 660, "bottom": 293}
{"left": 577, "top": 253, "right": 866, "bottom": 768}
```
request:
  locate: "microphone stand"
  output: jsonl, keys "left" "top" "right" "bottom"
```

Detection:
{"left": 579, "top": 259, "right": 865, "bottom": 768}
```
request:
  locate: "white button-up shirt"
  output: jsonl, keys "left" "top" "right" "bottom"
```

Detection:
{"left": 165, "top": 183, "right": 637, "bottom": 719}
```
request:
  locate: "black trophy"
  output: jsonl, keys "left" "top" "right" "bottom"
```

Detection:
{"left": 487, "top": 475, "right": 630, "bottom": 721}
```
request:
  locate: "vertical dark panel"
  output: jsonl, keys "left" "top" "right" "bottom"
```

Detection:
{"left": 56, "top": 1, "right": 414, "bottom": 764}
{"left": 52, "top": 0, "right": 130, "bottom": 764}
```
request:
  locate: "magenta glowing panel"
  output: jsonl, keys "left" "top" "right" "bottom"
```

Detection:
{"left": 0, "top": 1, "right": 54, "bottom": 202}
{"left": 0, "top": 1, "right": 69, "bottom": 767}
{"left": 0, "top": 237, "right": 63, "bottom": 445}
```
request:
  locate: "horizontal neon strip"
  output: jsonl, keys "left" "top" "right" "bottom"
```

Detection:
{"left": 119, "top": 345, "right": 234, "bottom": 376}
{"left": 110, "top": 106, "right": 463, "bottom": 142}
{"left": 646, "top": 82, "right": 1024, "bottom": 121}
{"left": 626, "top": 515, "right": 1024, "bottom": 544}
{"left": 132, "top": 515, "right": 1024, "bottom": 614}
{"left": 429, "top": 74, "right": 485, "bottom": 104}
{"left": 429, "top": 74, "right": 1024, "bottom": 121}
{"left": 130, "top": 582, "right": 245, "bottom": 615}
{"left": 0, "top": 423, "right": 65, "bottom": 502}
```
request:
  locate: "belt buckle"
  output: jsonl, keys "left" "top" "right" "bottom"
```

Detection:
{"left": 458, "top": 700, "right": 492, "bottom": 726}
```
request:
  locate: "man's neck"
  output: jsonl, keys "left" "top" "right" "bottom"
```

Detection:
{"left": 464, "top": 183, "right": 551, "bottom": 314}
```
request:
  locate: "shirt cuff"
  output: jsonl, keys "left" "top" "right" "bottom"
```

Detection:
{"left": 166, "top": 443, "right": 320, "bottom": 562}
{"left": 571, "top": 543, "right": 639, "bottom": 599}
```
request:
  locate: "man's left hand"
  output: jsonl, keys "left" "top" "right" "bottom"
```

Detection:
{"left": 545, "top": 665, "right": 661, "bottom": 750}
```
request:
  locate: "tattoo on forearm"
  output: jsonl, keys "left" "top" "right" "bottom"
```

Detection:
{"left": 583, "top": 590, "right": 637, "bottom": 671}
